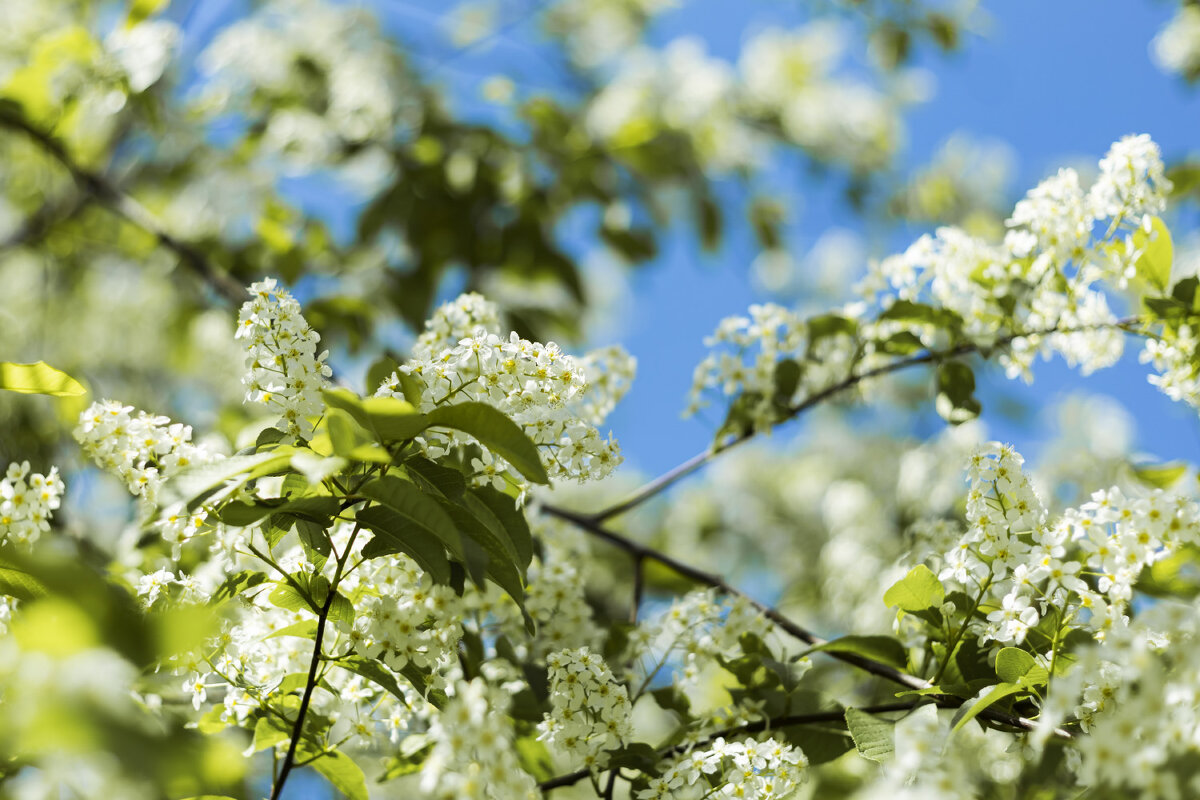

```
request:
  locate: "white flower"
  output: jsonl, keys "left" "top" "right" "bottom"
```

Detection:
{"left": 237, "top": 278, "right": 332, "bottom": 439}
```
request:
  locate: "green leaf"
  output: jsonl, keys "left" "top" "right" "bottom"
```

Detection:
{"left": 806, "top": 314, "right": 857, "bottom": 344}
{"left": 251, "top": 715, "right": 290, "bottom": 753}
{"left": 994, "top": 647, "right": 1048, "bottom": 687}
{"left": 878, "top": 300, "right": 963, "bottom": 331}
{"left": 309, "top": 750, "right": 368, "bottom": 800}
{"left": 266, "top": 620, "right": 319, "bottom": 640}
{"left": 210, "top": 570, "right": 268, "bottom": 604}
{"left": 605, "top": 743, "right": 660, "bottom": 773}
{"left": 295, "top": 519, "right": 332, "bottom": 570}
{"left": 358, "top": 506, "right": 453, "bottom": 585}
{"left": 883, "top": 565, "right": 945, "bottom": 613}
{"left": 128, "top": 0, "right": 170, "bottom": 24}
{"left": 952, "top": 682, "right": 1025, "bottom": 732}
{"left": 426, "top": 402, "right": 549, "bottom": 484}
{"left": 0, "top": 361, "right": 86, "bottom": 396}
{"left": 776, "top": 694, "right": 854, "bottom": 765}
{"left": 1140, "top": 544, "right": 1200, "bottom": 598}
{"left": 469, "top": 486, "right": 533, "bottom": 570}
{"left": 1134, "top": 216, "right": 1174, "bottom": 292}
{"left": 442, "top": 501, "right": 527, "bottom": 615}
{"left": 337, "top": 654, "right": 446, "bottom": 708}
{"left": 359, "top": 476, "right": 463, "bottom": 559}
{"left": 845, "top": 707, "right": 896, "bottom": 763}
{"left": 327, "top": 591, "right": 355, "bottom": 625}
{"left": 461, "top": 490, "right": 521, "bottom": 569}
{"left": 268, "top": 580, "right": 316, "bottom": 614}
{"left": 365, "top": 355, "right": 402, "bottom": 397}
{"left": 336, "top": 655, "right": 407, "bottom": 700}
{"left": 161, "top": 451, "right": 294, "bottom": 511}
{"left": 0, "top": 557, "right": 48, "bottom": 601}
{"left": 322, "top": 388, "right": 429, "bottom": 444}
{"left": 773, "top": 359, "right": 802, "bottom": 406}
{"left": 195, "top": 707, "right": 229, "bottom": 735}
{"left": 325, "top": 408, "right": 389, "bottom": 462}
{"left": 216, "top": 495, "right": 339, "bottom": 527}
{"left": 935, "top": 361, "right": 981, "bottom": 424}
{"left": 360, "top": 396, "right": 429, "bottom": 441}
{"left": 806, "top": 635, "right": 908, "bottom": 671}
{"left": 403, "top": 455, "right": 466, "bottom": 501}
{"left": 1134, "top": 462, "right": 1188, "bottom": 489}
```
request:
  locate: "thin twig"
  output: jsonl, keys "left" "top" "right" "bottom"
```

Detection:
{"left": 0, "top": 105, "right": 246, "bottom": 305}
{"left": 591, "top": 318, "right": 1146, "bottom": 523}
{"left": 629, "top": 553, "right": 645, "bottom": 625}
{"left": 270, "top": 523, "right": 364, "bottom": 799}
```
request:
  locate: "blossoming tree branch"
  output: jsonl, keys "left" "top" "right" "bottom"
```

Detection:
{"left": 4, "top": 120, "right": 1200, "bottom": 800}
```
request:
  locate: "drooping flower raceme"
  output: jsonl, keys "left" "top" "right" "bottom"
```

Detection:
{"left": 420, "top": 678, "right": 540, "bottom": 800}
{"left": 538, "top": 648, "right": 633, "bottom": 770}
{"left": 689, "top": 136, "right": 1176, "bottom": 430}
{"left": 915, "top": 443, "right": 1200, "bottom": 656}
{"left": 0, "top": 461, "right": 64, "bottom": 548}
{"left": 624, "top": 589, "right": 781, "bottom": 693}
{"left": 236, "top": 278, "right": 332, "bottom": 439}
{"left": 377, "top": 292, "right": 629, "bottom": 490}
{"left": 74, "top": 400, "right": 222, "bottom": 550}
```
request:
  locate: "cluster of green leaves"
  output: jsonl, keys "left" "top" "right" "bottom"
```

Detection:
{"left": 158, "top": 387, "right": 553, "bottom": 796}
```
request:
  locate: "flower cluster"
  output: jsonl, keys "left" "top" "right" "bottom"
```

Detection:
{"left": 686, "top": 302, "right": 855, "bottom": 430}
{"left": 627, "top": 589, "right": 778, "bottom": 691}
{"left": 1034, "top": 600, "right": 1200, "bottom": 796}
{"left": 105, "top": 20, "right": 179, "bottom": 93}
{"left": 1141, "top": 323, "right": 1200, "bottom": 407}
{"left": 850, "top": 704, "right": 1024, "bottom": 800}
{"left": 543, "top": 0, "right": 678, "bottom": 67}
{"left": 198, "top": 0, "right": 409, "bottom": 165}
{"left": 524, "top": 558, "right": 601, "bottom": 657}
{"left": 921, "top": 443, "right": 1200, "bottom": 655}
{"left": 420, "top": 678, "right": 540, "bottom": 799}
{"left": 377, "top": 292, "right": 627, "bottom": 488}
{"left": 585, "top": 23, "right": 905, "bottom": 175}
{"left": 409, "top": 291, "right": 502, "bottom": 363}
{"left": 0, "top": 461, "right": 64, "bottom": 548}
{"left": 193, "top": 524, "right": 438, "bottom": 745}
{"left": 236, "top": 278, "right": 332, "bottom": 439}
{"left": 349, "top": 555, "right": 464, "bottom": 674}
{"left": 74, "top": 400, "right": 221, "bottom": 549}
{"left": 538, "top": 648, "right": 633, "bottom": 770}
{"left": 638, "top": 737, "right": 808, "bottom": 799}
{"left": 691, "top": 136, "right": 1176, "bottom": 430}
{"left": 1153, "top": 5, "right": 1200, "bottom": 81}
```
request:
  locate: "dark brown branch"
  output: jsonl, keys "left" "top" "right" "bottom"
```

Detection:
{"left": 0, "top": 104, "right": 246, "bottom": 305}
{"left": 537, "top": 504, "right": 1072, "bottom": 743}
{"left": 270, "top": 579, "right": 338, "bottom": 800}
{"left": 539, "top": 702, "right": 922, "bottom": 791}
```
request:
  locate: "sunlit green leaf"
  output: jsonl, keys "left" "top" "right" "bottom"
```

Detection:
{"left": 1133, "top": 216, "right": 1174, "bottom": 292}
{"left": 845, "top": 706, "right": 896, "bottom": 763}
{"left": 426, "top": 402, "right": 549, "bottom": 484}
{"left": 805, "top": 635, "right": 908, "bottom": 671}
{"left": 0, "top": 361, "right": 86, "bottom": 396}
{"left": 883, "top": 565, "right": 945, "bottom": 613}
